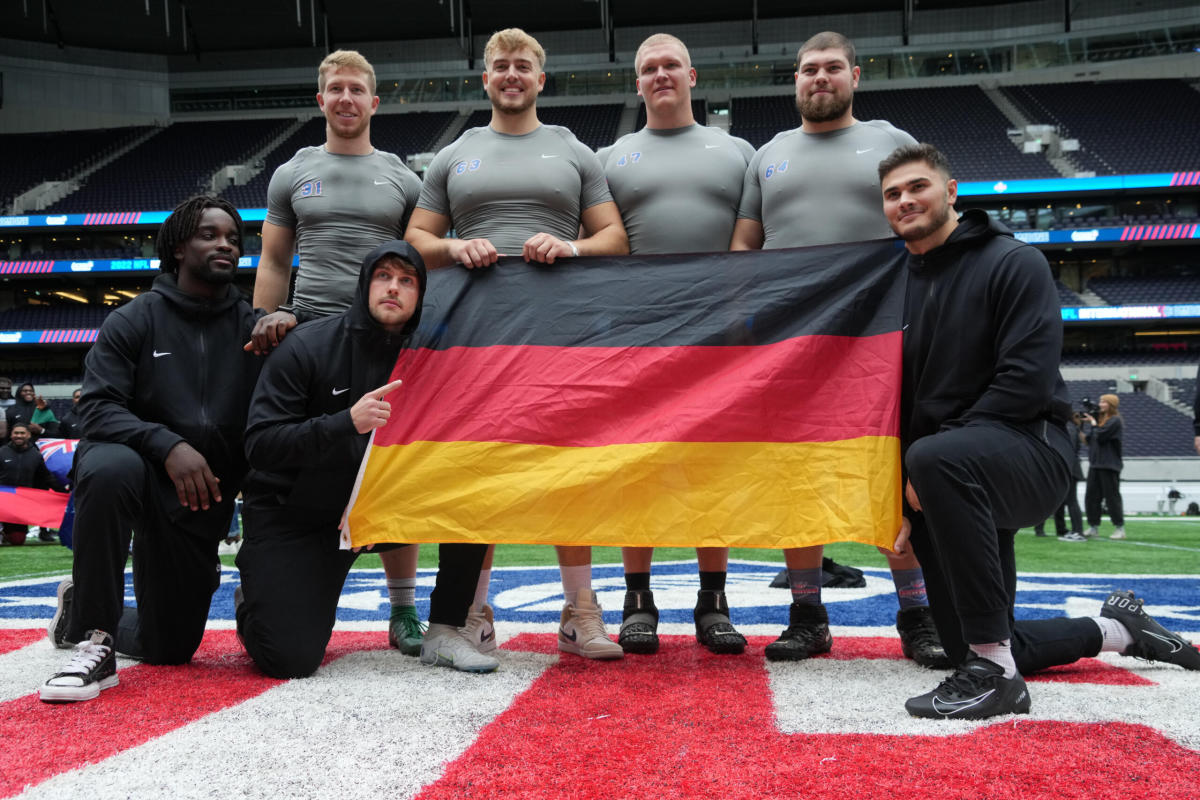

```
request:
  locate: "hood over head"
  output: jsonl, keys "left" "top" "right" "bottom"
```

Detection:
{"left": 351, "top": 239, "right": 428, "bottom": 340}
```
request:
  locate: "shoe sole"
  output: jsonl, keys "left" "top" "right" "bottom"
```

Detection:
{"left": 696, "top": 636, "right": 746, "bottom": 655}
{"left": 558, "top": 637, "right": 624, "bottom": 660}
{"left": 47, "top": 580, "right": 73, "bottom": 649}
{"left": 390, "top": 636, "right": 423, "bottom": 657}
{"left": 39, "top": 674, "right": 118, "bottom": 703}
{"left": 420, "top": 651, "right": 498, "bottom": 673}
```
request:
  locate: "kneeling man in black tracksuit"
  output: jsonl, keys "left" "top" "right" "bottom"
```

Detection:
{"left": 235, "top": 240, "right": 495, "bottom": 678}
{"left": 881, "top": 144, "right": 1199, "bottom": 720}
{"left": 42, "top": 196, "right": 261, "bottom": 703}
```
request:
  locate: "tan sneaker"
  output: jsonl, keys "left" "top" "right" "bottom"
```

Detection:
{"left": 558, "top": 590, "right": 624, "bottom": 660}
{"left": 1110, "top": 527, "right": 1126, "bottom": 540}
{"left": 460, "top": 603, "right": 497, "bottom": 653}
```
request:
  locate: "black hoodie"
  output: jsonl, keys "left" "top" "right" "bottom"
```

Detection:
{"left": 242, "top": 240, "right": 427, "bottom": 524}
{"left": 78, "top": 272, "right": 261, "bottom": 490}
{"left": 901, "top": 209, "right": 1073, "bottom": 460}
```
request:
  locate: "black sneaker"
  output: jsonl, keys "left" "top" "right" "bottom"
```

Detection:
{"left": 619, "top": 589, "right": 659, "bottom": 654}
{"left": 1100, "top": 589, "right": 1200, "bottom": 670}
{"left": 905, "top": 656, "right": 1031, "bottom": 720}
{"left": 897, "top": 606, "right": 953, "bottom": 669}
{"left": 40, "top": 630, "right": 119, "bottom": 703}
{"left": 694, "top": 590, "right": 746, "bottom": 655}
{"left": 47, "top": 578, "right": 74, "bottom": 649}
{"left": 764, "top": 602, "right": 832, "bottom": 661}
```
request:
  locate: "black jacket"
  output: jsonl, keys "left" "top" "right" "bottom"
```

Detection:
{"left": 901, "top": 209, "right": 1073, "bottom": 459}
{"left": 1085, "top": 415, "right": 1123, "bottom": 472}
{"left": 0, "top": 441, "right": 67, "bottom": 491}
{"left": 243, "top": 240, "right": 427, "bottom": 526}
{"left": 79, "top": 273, "right": 261, "bottom": 491}
{"left": 57, "top": 407, "right": 83, "bottom": 439}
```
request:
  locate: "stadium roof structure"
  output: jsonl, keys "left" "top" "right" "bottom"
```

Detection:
{"left": 4, "top": 0, "right": 1052, "bottom": 57}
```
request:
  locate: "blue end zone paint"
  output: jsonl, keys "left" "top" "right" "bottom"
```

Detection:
{"left": 3, "top": 561, "right": 1198, "bottom": 631}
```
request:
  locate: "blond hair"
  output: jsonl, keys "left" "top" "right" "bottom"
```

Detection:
{"left": 484, "top": 28, "right": 546, "bottom": 71}
{"left": 1099, "top": 393, "right": 1121, "bottom": 423}
{"left": 318, "top": 50, "right": 377, "bottom": 94}
{"left": 634, "top": 33, "right": 691, "bottom": 74}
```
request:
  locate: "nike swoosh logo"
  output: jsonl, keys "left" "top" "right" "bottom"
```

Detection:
{"left": 559, "top": 627, "right": 577, "bottom": 642}
{"left": 931, "top": 689, "right": 994, "bottom": 716}
{"left": 331, "top": 387, "right": 350, "bottom": 396}
{"left": 374, "top": 180, "right": 388, "bottom": 185}
{"left": 1143, "top": 629, "right": 1184, "bottom": 653}
{"left": 856, "top": 148, "right": 875, "bottom": 155}
{"left": 541, "top": 154, "right": 559, "bottom": 159}
{"left": 152, "top": 351, "right": 171, "bottom": 358}
{"left": 705, "top": 144, "right": 720, "bottom": 149}
{"left": 480, "top": 628, "right": 496, "bottom": 643}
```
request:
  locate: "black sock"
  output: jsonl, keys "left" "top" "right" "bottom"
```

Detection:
{"left": 625, "top": 572, "right": 651, "bottom": 592}
{"left": 698, "top": 571, "right": 726, "bottom": 592}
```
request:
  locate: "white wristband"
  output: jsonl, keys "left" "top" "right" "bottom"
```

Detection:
{"left": 568, "top": 241, "right": 580, "bottom": 258}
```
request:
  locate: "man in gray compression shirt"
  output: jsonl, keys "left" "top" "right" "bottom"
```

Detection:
{"left": 596, "top": 33, "right": 754, "bottom": 658}
{"left": 730, "top": 32, "right": 948, "bottom": 670}
{"left": 597, "top": 38, "right": 754, "bottom": 255}
{"left": 405, "top": 28, "right": 628, "bottom": 661}
{"left": 244, "top": 50, "right": 428, "bottom": 659}
{"left": 250, "top": 51, "right": 422, "bottom": 343}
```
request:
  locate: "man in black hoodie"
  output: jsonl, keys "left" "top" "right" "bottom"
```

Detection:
{"left": 881, "top": 144, "right": 1199, "bottom": 720}
{"left": 41, "top": 196, "right": 262, "bottom": 703}
{"left": 235, "top": 240, "right": 493, "bottom": 678}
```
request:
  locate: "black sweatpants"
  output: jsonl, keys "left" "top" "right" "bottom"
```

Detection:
{"left": 906, "top": 420, "right": 1101, "bottom": 672}
{"left": 1085, "top": 467, "right": 1124, "bottom": 527}
{"left": 1034, "top": 481, "right": 1083, "bottom": 536}
{"left": 235, "top": 500, "right": 487, "bottom": 679}
{"left": 67, "top": 441, "right": 236, "bottom": 664}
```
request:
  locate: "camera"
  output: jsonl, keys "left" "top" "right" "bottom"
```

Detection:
{"left": 1080, "top": 398, "right": 1097, "bottom": 415}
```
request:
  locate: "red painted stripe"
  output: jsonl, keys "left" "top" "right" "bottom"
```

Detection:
{"left": 0, "top": 629, "right": 46, "bottom": 655}
{"left": 380, "top": 333, "right": 900, "bottom": 447}
{"left": 420, "top": 635, "right": 1192, "bottom": 800}
{"left": 0, "top": 630, "right": 384, "bottom": 798}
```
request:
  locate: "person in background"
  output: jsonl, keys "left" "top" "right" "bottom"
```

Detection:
{"left": 1037, "top": 411, "right": 1086, "bottom": 540}
{"left": 58, "top": 388, "right": 84, "bottom": 439}
{"left": 1083, "top": 394, "right": 1125, "bottom": 540}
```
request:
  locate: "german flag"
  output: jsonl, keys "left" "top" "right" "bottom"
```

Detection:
{"left": 344, "top": 241, "right": 906, "bottom": 550}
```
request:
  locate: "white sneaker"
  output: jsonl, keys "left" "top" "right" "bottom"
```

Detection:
{"left": 558, "top": 590, "right": 624, "bottom": 660}
{"left": 40, "top": 630, "right": 119, "bottom": 703}
{"left": 1110, "top": 527, "right": 1126, "bottom": 540}
{"left": 1083, "top": 527, "right": 1099, "bottom": 539}
{"left": 460, "top": 604, "right": 497, "bottom": 653}
{"left": 420, "top": 623, "right": 499, "bottom": 673}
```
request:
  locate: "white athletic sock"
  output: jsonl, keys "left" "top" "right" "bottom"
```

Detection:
{"left": 970, "top": 640, "right": 1017, "bottom": 678}
{"left": 472, "top": 569, "right": 492, "bottom": 610}
{"left": 386, "top": 577, "right": 416, "bottom": 609}
{"left": 560, "top": 564, "right": 592, "bottom": 607}
{"left": 1092, "top": 616, "right": 1135, "bottom": 653}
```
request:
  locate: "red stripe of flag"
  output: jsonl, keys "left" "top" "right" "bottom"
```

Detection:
{"left": 381, "top": 333, "right": 899, "bottom": 448}
{"left": 0, "top": 630, "right": 385, "bottom": 798}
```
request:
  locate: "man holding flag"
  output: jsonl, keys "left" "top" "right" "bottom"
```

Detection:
{"left": 405, "top": 27, "right": 629, "bottom": 661}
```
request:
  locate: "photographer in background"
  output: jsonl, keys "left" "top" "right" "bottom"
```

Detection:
{"left": 1083, "top": 394, "right": 1125, "bottom": 540}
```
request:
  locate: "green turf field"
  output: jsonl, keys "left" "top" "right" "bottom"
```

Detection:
{"left": 2, "top": 518, "right": 1197, "bottom": 582}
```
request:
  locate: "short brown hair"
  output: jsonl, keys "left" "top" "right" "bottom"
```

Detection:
{"left": 634, "top": 33, "right": 691, "bottom": 74}
{"left": 877, "top": 143, "right": 954, "bottom": 184}
{"left": 318, "top": 49, "right": 377, "bottom": 94}
{"left": 484, "top": 28, "right": 546, "bottom": 71}
{"left": 797, "top": 31, "right": 856, "bottom": 67}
